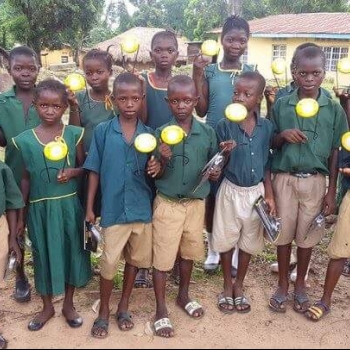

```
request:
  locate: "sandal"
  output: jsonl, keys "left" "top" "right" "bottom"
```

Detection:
{"left": 305, "top": 301, "right": 330, "bottom": 322}
{"left": 153, "top": 317, "right": 174, "bottom": 338}
{"left": 115, "top": 311, "right": 134, "bottom": 331}
{"left": 234, "top": 296, "right": 251, "bottom": 313}
{"left": 0, "top": 335, "right": 7, "bottom": 350}
{"left": 177, "top": 300, "right": 204, "bottom": 319}
{"left": 217, "top": 294, "right": 235, "bottom": 314}
{"left": 293, "top": 292, "right": 310, "bottom": 313}
{"left": 342, "top": 260, "right": 350, "bottom": 277}
{"left": 269, "top": 292, "right": 288, "bottom": 313}
{"left": 134, "top": 268, "right": 152, "bottom": 288}
{"left": 91, "top": 318, "right": 109, "bottom": 339}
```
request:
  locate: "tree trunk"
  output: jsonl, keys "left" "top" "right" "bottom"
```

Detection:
{"left": 228, "top": 0, "right": 243, "bottom": 16}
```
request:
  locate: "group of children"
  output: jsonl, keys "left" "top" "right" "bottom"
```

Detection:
{"left": 1, "top": 15, "right": 350, "bottom": 347}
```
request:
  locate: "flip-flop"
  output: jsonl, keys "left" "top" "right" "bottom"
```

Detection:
{"left": 115, "top": 311, "right": 134, "bottom": 331}
{"left": 91, "top": 318, "right": 109, "bottom": 339}
{"left": 134, "top": 269, "right": 152, "bottom": 288}
{"left": 0, "top": 335, "right": 7, "bottom": 349}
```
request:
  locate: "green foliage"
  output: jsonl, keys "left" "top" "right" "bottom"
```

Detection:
{"left": 184, "top": 0, "right": 228, "bottom": 40}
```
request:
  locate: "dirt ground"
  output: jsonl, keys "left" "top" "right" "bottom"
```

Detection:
{"left": 1, "top": 221, "right": 350, "bottom": 349}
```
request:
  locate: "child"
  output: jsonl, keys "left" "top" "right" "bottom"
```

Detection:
{"left": 152, "top": 75, "right": 220, "bottom": 338}
{"left": 269, "top": 44, "right": 348, "bottom": 313}
{"left": 0, "top": 46, "right": 41, "bottom": 303}
{"left": 212, "top": 71, "right": 275, "bottom": 314}
{"left": 141, "top": 30, "right": 179, "bottom": 130}
{"left": 84, "top": 73, "right": 160, "bottom": 339}
{"left": 135, "top": 30, "right": 179, "bottom": 288}
{"left": 193, "top": 15, "right": 256, "bottom": 275}
{"left": 13, "top": 79, "right": 91, "bottom": 331}
{"left": 0, "top": 161, "right": 24, "bottom": 349}
{"left": 304, "top": 149, "right": 350, "bottom": 321}
{"left": 69, "top": 49, "right": 114, "bottom": 154}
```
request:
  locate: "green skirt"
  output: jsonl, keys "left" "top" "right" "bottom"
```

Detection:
{"left": 28, "top": 195, "right": 92, "bottom": 296}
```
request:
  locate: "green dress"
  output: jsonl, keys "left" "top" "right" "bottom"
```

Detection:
{"left": 13, "top": 125, "right": 91, "bottom": 296}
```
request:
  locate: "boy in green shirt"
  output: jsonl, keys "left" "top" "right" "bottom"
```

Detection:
{"left": 269, "top": 44, "right": 348, "bottom": 313}
{"left": 0, "top": 46, "right": 40, "bottom": 302}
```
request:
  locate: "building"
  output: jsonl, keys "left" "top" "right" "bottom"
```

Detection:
{"left": 209, "top": 13, "right": 350, "bottom": 84}
{"left": 96, "top": 27, "right": 188, "bottom": 71}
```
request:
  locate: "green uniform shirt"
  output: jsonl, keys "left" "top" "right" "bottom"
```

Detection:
{"left": 216, "top": 116, "right": 274, "bottom": 187}
{"left": 271, "top": 88, "right": 348, "bottom": 175}
{"left": 155, "top": 118, "right": 218, "bottom": 199}
{"left": 0, "top": 87, "right": 40, "bottom": 186}
{"left": 76, "top": 90, "right": 114, "bottom": 153}
{"left": 0, "top": 161, "right": 24, "bottom": 216}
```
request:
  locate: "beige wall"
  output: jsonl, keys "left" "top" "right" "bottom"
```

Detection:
{"left": 246, "top": 37, "right": 350, "bottom": 85}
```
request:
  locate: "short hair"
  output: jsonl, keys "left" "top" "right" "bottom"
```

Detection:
{"left": 34, "top": 79, "right": 68, "bottom": 104}
{"left": 168, "top": 75, "right": 195, "bottom": 93}
{"left": 222, "top": 15, "right": 250, "bottom": 38}
{"left": 236, "top": 71, "right": 266, "bottom": 95}
{"left": 151, "top": 30, "right": 178, "bottom": 50}
{"left": 113, "top": 72, "right": 143, "bottom": 92}
{"left": 291, "top": 43, "right": 319, "bottom": 71}
{"left": 83, "top": 49, "right": 113, "bottom": 70}
{"left": 293, "top": 44, "right": 326, "bottom": 70}
{"left": 9, "top": 46, "right": 39, "bottom": 65}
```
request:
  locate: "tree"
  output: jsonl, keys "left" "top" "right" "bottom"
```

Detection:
{"left": 184, "top": 0, "right": 228, "bottom": 40}
{"left": 6, "top": 0, "right": 104, "bottom": 64}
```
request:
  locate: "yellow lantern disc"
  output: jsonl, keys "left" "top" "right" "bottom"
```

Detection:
{"left": 341, "top": 131, "right": 350, "bottom": 151}
{"left": 64, "top": 73, "right": 86, "bottom": 92}
{"left": 337, "top": 58, "right": 350, "bottom": 74}
{"left": 225, "top": 103, "right": 248, "bottom": 123}
{"left": 43, "top": 136, "right": 68, "bottom": 161}
{"left": 296, "top": 98, "right": 319, "bottom": 118}
{"left": 271, "top": 58, "right": 286, "bottom": 75}
{"left": 201, "top": 40, "right": 219, "bottom": 57}
{"left": 161, "top": 125, "right": 186, "bottom": 145}
{"left": 121, "top": 35, "right": 139, "bottom": 54}
{"left": 134, "top": 133, "right": 157, "bottom": 153}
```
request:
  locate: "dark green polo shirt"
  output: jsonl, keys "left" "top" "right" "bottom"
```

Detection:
{"left": 0, "top": 87, "right": 40, "bottom": 186}
{"left": 0, "top": 161, "right": 24, "bottom": 216}
{"left": 155, "top": 117, "right": 218, "bottom": 199}
{"left": 216, "top": 116, "right": 274, "bottom": 187}
{"left": 271, "top": 88, "right": 348, "bottom": 175}
{"left": 83, "top": 117, "right": 154, "bottom": 228}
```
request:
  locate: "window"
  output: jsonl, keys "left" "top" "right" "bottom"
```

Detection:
{"left": 321, "top": 46, "right": 348, "bottom": 71}
{"left": 61, "top": 56, "right": 68, "bottom": 63}
{"left": 272, "top": 44, "right": 287, "bottom": 62}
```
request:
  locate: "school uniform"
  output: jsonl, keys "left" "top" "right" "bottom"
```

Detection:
{"left": 204, "top": 63, "right": 256, "bottom": 129}
{"left": 83, "top": 117, "right": 154, "bottom": 280}
{"left": 212, "top": 115, "right": 274, "bottom": 255}
{"left": 143, "top": 73, "right": 173, "bottom": 130}
{"left": 328, "top": 149, "right": 350, "bottom": 259}
{"left": 0, "top": 161, "right": 24, "bottom": 287}
{"left": 271, "top": 88, "right": 348, "bottom": 248}
{"left": 153, "top": 117, "right": 218, "bottom": 271}
{"left": 13, "top": 126, "right": 91, "bottom": 295}
{"left": 0, "top": 87, "right": 40, "bottom": 186}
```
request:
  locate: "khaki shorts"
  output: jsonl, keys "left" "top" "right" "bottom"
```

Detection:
{"left": 273, "top": 173, "right": 326, "bottom": 248}
{"left": 212, "top": 178, "right": 265, "bottom": 255}
{"left": 328, "top": 191, "right": 350, "bottom": 259}
{"left": 152, "top": 194, "right": 205, "bottom": 272}
{"left": 0, "top": 214, "right": 9, "bottom": 288}
{"left": 100, "top": 222, "right": 152, "bottom": 280}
